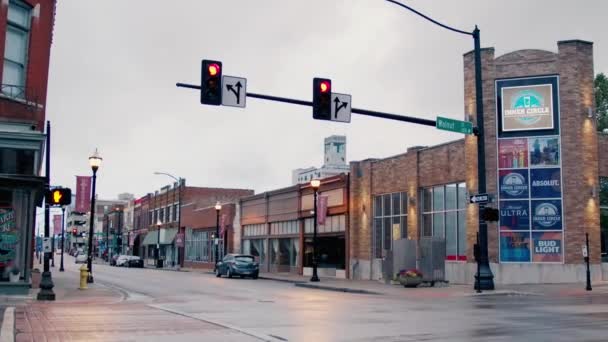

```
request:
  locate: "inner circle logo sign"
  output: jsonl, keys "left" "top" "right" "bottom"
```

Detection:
{"left": 500, "top": 83, "right": 554, "bottom": 132}
{"left": 503, "top": 173, "right": 527, "bottom": 196}
{"left": 532, "top": 201, "right": 562, "bottom": 229}
{"left": 499, "top": 170, "right": 529, "bottom": 199}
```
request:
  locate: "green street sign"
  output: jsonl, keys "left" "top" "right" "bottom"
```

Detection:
{"left": 436, "top": 116, "right": 473, "bottom": 135}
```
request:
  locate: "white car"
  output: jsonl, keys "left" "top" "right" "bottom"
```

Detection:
{"left": 115, "top": 255, "right": 131, "bottom": 267}
{"left": 75, "top": 253, "right": 87, "bottom": 264}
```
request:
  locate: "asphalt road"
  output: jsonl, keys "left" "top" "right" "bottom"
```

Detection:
{"left": 63, "top": 257, "right": 608, "bottom": 342}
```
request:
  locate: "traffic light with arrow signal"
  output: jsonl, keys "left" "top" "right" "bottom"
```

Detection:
{"left": 46, "top": 187, "right": 71, "bottom": 206}
{"left": 201, "top": 59, "right": 223, "bottom": 105}
{"left": 313, "top": 78, "right": 332, "bottom": 120}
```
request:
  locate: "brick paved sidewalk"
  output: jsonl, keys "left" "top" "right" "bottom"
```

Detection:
{"left": 15, "top": 264, "right": 256, "bottom": 342}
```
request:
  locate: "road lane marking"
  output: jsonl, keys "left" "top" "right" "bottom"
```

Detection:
{"left": 148, "top": 303, "right": 283, "bottom": 341}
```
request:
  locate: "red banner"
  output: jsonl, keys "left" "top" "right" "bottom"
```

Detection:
{"left": 75, "top": 176, "right": 92, "bottom": 213}
{"left": 53, "top": 215, "right": 62, "bottom": 235}
{"left": 317, "top": 196, "right": 328, "bottom": 225}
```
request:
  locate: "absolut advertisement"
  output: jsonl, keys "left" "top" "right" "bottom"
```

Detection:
{"left": 496, "top": 75, "right": 563, "bottom": 263}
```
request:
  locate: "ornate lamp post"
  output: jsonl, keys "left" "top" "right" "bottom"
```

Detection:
{"left": 86, "top": 149, "right": 102, "bottom": 283}
{"left": 310, "top": 179, "right": 321, "bottom": 282}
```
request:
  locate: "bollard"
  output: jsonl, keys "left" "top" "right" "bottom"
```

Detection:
{"left": 79, "top": 265, "right": 88, "bottom": 290}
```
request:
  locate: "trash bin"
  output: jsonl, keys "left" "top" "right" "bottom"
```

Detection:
{"left": 156, "top": 259, "right": 164, "bottom": 268}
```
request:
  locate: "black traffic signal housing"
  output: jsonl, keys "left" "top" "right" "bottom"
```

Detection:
{"left": 201, "top": 59, "right": 223, "bottom": 105}
{"left": 313, "top": 78, "right": 332, "bottom": 120}
{"left": 482, "top": 207, "right": 499, "bottom": 222}
{"left": 46, "top": 187, "right": 71, "bottom": 206}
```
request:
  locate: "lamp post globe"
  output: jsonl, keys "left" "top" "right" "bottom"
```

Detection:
{"left": 86, "top": 148, "right": 102, "bottom": 284}
{"left": 310, "top": 179, "right": 321, "bottom": 282}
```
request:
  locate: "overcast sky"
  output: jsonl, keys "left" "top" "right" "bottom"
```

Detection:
{"left": 45, "top": 0, "right": 608, "bottom": 200}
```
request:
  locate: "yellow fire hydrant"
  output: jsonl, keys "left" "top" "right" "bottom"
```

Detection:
{"left": 79, "top": 265, "right": 88, "bottom": 290}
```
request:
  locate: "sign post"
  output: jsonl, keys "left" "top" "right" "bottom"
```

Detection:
{"left": 436, "top": 116, "right": 473, "bottom": 135}
{"left": 469, "top": 193, "right": 490, "bottom": 204}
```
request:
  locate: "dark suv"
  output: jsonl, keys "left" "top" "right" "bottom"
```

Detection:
{"left": 216, "top": 254, "right": 259, "bottom": 279}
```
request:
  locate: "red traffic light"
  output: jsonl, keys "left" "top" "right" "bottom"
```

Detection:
{"left": 208, "top": 63, "right": 220, "bottom": 76}
{"left": 72, "top": 228, "right": 77, "bottom": 234}
{"left": 320, "top": 81, "right": 330, "bottom": 93}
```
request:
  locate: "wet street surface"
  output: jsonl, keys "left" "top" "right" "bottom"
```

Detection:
{"left": 29, "top": 257, "right": 608, "bottom": 342}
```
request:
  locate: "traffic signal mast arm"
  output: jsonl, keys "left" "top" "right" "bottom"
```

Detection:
{"left": 176, "top": 82, "right": 437, "bottom": 127}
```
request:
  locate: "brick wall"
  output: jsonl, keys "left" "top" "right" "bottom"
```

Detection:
{"left": 0, "top": 0, "right": 56, "bottom": 131}
{"left": 463, "top": 40, "right": 600, "bottom": 264}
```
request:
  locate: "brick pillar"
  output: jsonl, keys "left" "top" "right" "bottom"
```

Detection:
{"left": 558, "top": 40, "right": 600, "bottom": 264}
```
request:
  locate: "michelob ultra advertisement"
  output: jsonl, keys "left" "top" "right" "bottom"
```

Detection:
{"left": 501, "top": 84, "right": 554, "bottom": 132}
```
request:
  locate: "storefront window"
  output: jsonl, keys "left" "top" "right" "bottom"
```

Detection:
{"left": 243, "top": 238, "right": 266, "bottom": 268}
{"left": 185, "top": 229, "right": 212, "bottom": 262}
{"left": 0, "top": 186, "right": 33, "bottom": 281}
{"left": 372, "top": 192, "right": 408, "bottom": 258}
{"left": 599, "top": 177, "right": 608, "bottom": 262}
{"left": 270, "top": 237, "right": 298, "bottom": 272}
{"left": 421, "top": 182, "right": 467, "bottom": 260}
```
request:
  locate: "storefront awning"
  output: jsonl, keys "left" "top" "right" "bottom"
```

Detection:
{"left": 141, "top": 228, "right": 178, "bottom": 245}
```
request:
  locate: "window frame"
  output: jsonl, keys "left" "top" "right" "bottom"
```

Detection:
{"left": 372, "top": 191, "right": 408, "bottom": 258}
{"left": 420, "top": 182, "right": 468, "bottom": 260}
{"left": 3, "top": 0, "right": 32, "bottom": 96}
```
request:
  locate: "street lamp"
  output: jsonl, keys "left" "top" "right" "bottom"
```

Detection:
{"left": 154, "top": 172, "right": 182, "bottom": 267}
{"left": 214, "top": 201, "right": 221, "bottom": 272}
{"left": 155, "top": 219, "right": 162, "bottom": 268}
{"left": 385, "top": 0, "right": 494, "bottom": 290}
{"left": 310, "top": 179, "right": 321, "bottom": 282}
{"left": 86, "top": 148, "right": 102, "bottom": 283}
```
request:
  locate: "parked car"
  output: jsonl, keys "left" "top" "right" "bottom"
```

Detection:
{"left": 115, "top": 255, "right": 131, "bottom": 267}
{"left": 109, "top": 254, "right": 120, "bottom": 266}
{"left": 216, "top": 254, "right": 259, "bottom": 279}
{"left": 75, "top": 253, "right": 87, "bottom": 264}
{"left": 126, "top": 256, "right": 143, "bottom": 268}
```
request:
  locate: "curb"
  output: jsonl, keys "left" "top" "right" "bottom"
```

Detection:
{"left": 294, "top": 283, "right": 382, "bottom": 295}
{"left": 463, "top": 290, "right": 542, "bottom": 297}
{"left": 0, "top": 307, "right": 14, "bottom": 342}
{"left": 259, "top": 276, "right": 306, "bottom": 284}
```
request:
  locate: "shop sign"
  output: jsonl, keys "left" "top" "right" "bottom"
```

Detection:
{"left": 0, "top": 208, "right": 18, "bottom": 265}
{"left": 175, "top": 233, "right": 185, "bottom": 248}
{"left": 530, "top": 168, "right": 561, "bottom": 198}
{"left": 499, "top": 170, "right": 529, "bottom": 199}
{"left": 529, "top": 137, "right": 560, "bottom": 167}
{"left": 501, "top": 84, "right": 554, "bottom": 132}
{"left": 532, "top": 232, "right": 562, "bottom": 262}
{"left": 531, "top": 200, "right": 562, "bottom": 230}
{"left": 499, "top": 200, "right": 529, "bottom": 231}
{"left": 498, "top": 138, "right": 529, "bottom": 169}
{"left": 500, "top": 231, "right": 530, "bottom": 262}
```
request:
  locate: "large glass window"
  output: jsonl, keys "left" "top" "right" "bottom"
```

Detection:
{"left": 421, "top": 182, "right": 467, "bottom": 260}
{"left": 185, "top": 229, "right": 212, "bottom": 262}
{"left": 270, "top": 237, "right": 299, "bottom": 272}
{"left": 372, "top": 192, "right": 408, "bottom": 258}
{"left": 3, "top": 1, "right": 31, "bottom": 98}
{"left": 243, "top": 238, "right": 267, "bottom": 268}
{"left": 600, "top": 177, "right": 608, "bottom": 262}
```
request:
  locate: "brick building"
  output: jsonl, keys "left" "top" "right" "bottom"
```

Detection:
{"left": 131, "top": 180, "right": 253, "bottom": 268}
{"left": 240, "top": 174, "right": 349, "bottom": 277}
{"left": 0, "top": 0, "right": 56, "bottom": 289}
{"left": 348, "top": 40, "right": 608, "bottom": 284}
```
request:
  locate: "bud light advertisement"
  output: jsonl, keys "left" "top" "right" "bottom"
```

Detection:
{"left": 499, "top": 200, "right": 530, "bottom": 231}
{"left": 531, "top": 200, "right": 562, "bottom": 230}
{"left": 531, "top": 232, "right": 562, "bottom": 262}
{"left": 530, "top": 168, "right": 561, "bottom": 199}
{"left": 500, "top": 231, "right": 530, "bottom": 262}
{"left": 499, "top": 170, "right": 529, "bottom": 199}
